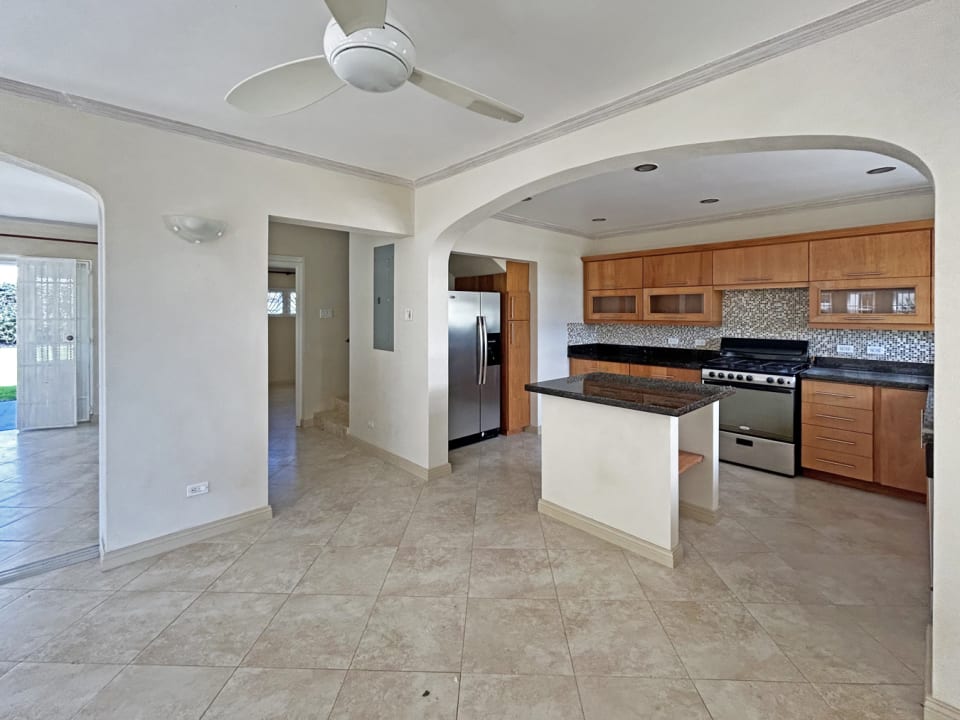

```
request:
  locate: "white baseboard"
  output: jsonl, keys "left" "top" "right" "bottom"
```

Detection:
{"left": 538, "top": 499, "right": 683, "bottom": 568}
{"left": 100, "top": 506, "right": 273, "bottom": 570}
{"left": 346, "top": 432, "right": 452, "bottom": 481}
{"left": 926, "top": 697, "right": 960, "bottom": 720}
{"left": 680, "top": 501, "right": 720, "bottom": 524}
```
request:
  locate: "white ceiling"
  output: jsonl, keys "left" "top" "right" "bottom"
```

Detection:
{"left": 498, "top": 149, "right": 931, "bottom": 237}
{"left": 0, "top": 0, "right": 869, "bottom": 180}
{"left": 0, "top": 163, "right": 99, "bottom": 225}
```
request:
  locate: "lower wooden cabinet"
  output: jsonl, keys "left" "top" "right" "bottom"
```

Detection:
{"left": 568, "top": 358, "right": 630, "bottom": 376}
{"left": 629, "top": 364, "right": 701, "bottom": 382}
{"left": 801, "top": 379, "right": 927, "bottom": 495}
{"left": 875, "top": 387, "right": 927, "bottom": 493}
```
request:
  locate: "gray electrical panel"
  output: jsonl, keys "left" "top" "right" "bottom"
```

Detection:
{"left": 373, "top": 243, "right": 395, "bottom": 351}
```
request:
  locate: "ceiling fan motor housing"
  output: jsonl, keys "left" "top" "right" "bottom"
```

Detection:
{"left": 323, "top": 18, "right": 416, "bottom": 93}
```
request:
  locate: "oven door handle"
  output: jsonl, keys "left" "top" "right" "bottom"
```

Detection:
{"left": 702, "top": 379, "right": 795, "bottom": 395}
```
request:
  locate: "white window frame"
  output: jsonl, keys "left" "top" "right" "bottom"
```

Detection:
{"left": 267, "top": 287, "right": 297, "bottom": 317}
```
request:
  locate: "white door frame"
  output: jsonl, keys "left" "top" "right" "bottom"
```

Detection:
{"left": 268, "top": 254, "right": 305, "bottom": 426}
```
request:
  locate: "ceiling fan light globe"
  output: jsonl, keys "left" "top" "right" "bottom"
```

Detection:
{"left": 323, "top": 18, "right": 415, "bottom": 93}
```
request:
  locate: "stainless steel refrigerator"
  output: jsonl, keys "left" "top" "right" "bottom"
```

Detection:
{"left": 448, "top": 291, "right": 502, "bottom": 448}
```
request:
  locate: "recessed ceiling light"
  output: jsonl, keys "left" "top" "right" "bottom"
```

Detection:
{"left": 866, "top": 166, "right": 896, "bottom": 174}
{"left": 591, "top": 217, "right": 607, "bottom": 222}
{"left": 634, "top": 163, "right": 659, "bottom": 172}
{"left": 700, "top": 198, "right": 720, "bottom": 204}
{"left": 521, "top": 196, "right": 533, "bottom": 201}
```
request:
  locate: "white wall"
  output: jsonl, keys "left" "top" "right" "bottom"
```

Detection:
{"left": 349, "top": 233, "right": 428, "bottom": 467}
{"left": 453, "top": 219, "right": 589, "bottom": 426}
{"left": 592, "top": 191, "right": 935, "bottom": 254}
{"left": 0, "top": 218, "right": 100, "bottom": 413}
{"left": 268, "top": 223, "right": 350, "bottom": 415}
{"left": 0, "top": 91, "right": 411, "bottom": 555}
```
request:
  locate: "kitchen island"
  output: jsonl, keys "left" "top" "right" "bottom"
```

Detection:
{"left": 526, "top": 373, "right": 733, "bottom": 567}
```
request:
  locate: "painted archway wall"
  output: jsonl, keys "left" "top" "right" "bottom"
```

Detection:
{"left": 0, "top": 93, "right": 413, "bottom": 559}
{"left": 410, "top": 0, "right": 959, "bottom": 709}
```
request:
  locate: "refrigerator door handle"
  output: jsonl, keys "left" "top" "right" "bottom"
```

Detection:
{"left": 479, "top": 315, "right": 488, "bottom": 384}
{"left": 476, "top": 316, "right": 484, "bottom": 385}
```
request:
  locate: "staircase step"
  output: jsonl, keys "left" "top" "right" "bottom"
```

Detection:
{"left": 318, "top": 405, "right": 349, "bottom": 437}
{"left": 333, "top": 397, "right": 350, "bottom": 414}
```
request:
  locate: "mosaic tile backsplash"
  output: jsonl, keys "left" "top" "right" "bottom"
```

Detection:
{"left": 568, "top": 288, "right": 935, "bottom": 363}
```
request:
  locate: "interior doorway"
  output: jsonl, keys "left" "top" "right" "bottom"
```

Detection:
{"left": 267, "top": 255, "right": 304, "bottom": 429}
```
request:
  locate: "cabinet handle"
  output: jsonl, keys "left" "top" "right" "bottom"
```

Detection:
{"left": 815, "top": 413, "right": 855, "bottom": 422}
{"left": 663, "top": 281, "right": 689, "bottom": 286}
{"left": 843, "top": 270, "right": 885, "bottom": 276}
{"left": 842, "top": 316, "right": 885, "bottom": 321}
{"left": 815, "top": 436, "right": 856, "bottom": 445}
{"left": 814, "top": 391, "right": 856, "bottom": 399}
{"left": 816, "top": 457, "right": 857, "bottom": 469}
{"left": 738, "top": 276, "right": 773, "bottom": 282}
{"left": 510, "top": 296, "right": 515, "bottom": 317}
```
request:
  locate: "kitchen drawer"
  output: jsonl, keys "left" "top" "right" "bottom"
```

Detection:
{"left": 802, "top": 445, "right": 874, "bottom": 482}
{"left": 802, "top": 402, "right": 873, "bottom": 434}
{"left": 597, "top": 361, "right": 631, "bottom": 375}
{"left": 802, "top": 380, "right": 874, "bottom": 410}
{"left": 801, "top": 424, "right": 873, "bottom": 458}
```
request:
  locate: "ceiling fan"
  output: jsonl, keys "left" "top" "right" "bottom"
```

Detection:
{"left": 225, "top": 0, "right": 524, "bottom": 123}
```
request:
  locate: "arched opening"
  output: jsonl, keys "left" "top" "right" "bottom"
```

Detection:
{"left": 0, "top": 154, "right": 105, "bottom": 579}
{"left": 423, "top": 135, "right": 935, "bottom": 696}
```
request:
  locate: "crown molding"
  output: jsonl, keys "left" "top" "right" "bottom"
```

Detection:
{"left": 0, "top": 77, "right": 413, "bottom": 189}
{"left": 494, "top": 186, "right": 933, "bottom": 240}
{"left": 415, "top": 0, "right": 932, "bottom": 187}
{"left": 490, "top": 212, "right": 589, "bottom": 239}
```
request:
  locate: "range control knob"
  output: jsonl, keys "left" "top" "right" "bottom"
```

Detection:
{"left": 777, "top": 378, "right": 786, "bottom": 385}
{"left": 736, "top": 374, "right": 744, "bottom": 381}
{"left": 708, "top": 371, "right": 716, "bottom": 378}
{"left": 746, "top": 375, "right": 754, "bottom": 382}
{"left": 766, "top": 377, "right": 775, "bottom": 384}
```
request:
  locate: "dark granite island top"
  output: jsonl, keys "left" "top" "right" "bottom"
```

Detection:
{"left": 526, "top": 373, "right": 734, "bottom": 417}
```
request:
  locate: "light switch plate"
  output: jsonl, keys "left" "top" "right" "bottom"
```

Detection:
{"left": 319, "top": 308, "right": 334, "bottom": 319}
{"left": 403, "top": 308, "right": 414, "bottom": 321}
{"left": 836, "top": 344, "right": 855, "bottom": 355}
{"left": 866, "top": 345, "right": 886, "bottom": 355}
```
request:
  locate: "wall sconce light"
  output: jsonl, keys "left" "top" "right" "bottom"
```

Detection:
{"left": 162, "top": 215, "right": 227, "bottom": 244}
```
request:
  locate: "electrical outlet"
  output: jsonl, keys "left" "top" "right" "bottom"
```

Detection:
{"left": 667, "top": 337, "right": 680, "bottom": 346}
{"left": 319, "top": 308, "right": 334, "bottom": 319}
{"left": 836, "top": 344, "right": 855, "bottom": 355}
{"left": 367, "top": 420, "right": 375, "bottom": 429}
{"left": 866, "top": 345, "right": 886, "bottom": 355}
{"left": 403, "top": 308, "right": 414, "bottom": 321}
{"left": 694, "top": 339, "right": 707, "bottom": 347}
{"left": 186, "top": 482, "right": 208, "bottom": 498}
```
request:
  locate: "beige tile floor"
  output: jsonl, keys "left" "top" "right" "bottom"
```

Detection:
{"left": 0, "top": 424, "right": 99, "bottom": 571}
{"left": 0, "top": 389, "right": 930, "bottom": 719}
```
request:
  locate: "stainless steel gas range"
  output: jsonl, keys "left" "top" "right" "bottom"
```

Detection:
{"left": 701, "top": 338, "right": 809, "bottom": 476}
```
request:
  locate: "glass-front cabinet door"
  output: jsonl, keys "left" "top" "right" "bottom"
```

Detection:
{"left": 585, "top": 290, "right": 642, "bottom": 322}
{"left": 809, "top": 277, "right": 932, "bottom": 328}
{"left": 642, "top": 286, "right": 722, "bottom": 325}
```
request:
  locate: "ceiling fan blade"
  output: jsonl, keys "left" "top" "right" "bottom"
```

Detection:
{"left": 225, "top": 56, "right": 344, "bottom": 116}
{"left": 323, "top": 0, "right": 387, "bottom": 34}
{"left": 409, "top": 68, "right": 523, "bottom": 123}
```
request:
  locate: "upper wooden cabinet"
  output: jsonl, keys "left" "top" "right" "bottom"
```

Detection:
{"left": 584, "top": 257, "right": 644, "bottom": 290}
{"left": 809, "top": 277, "right": 932, "bottom": 329}
{"left": 643, "top": 251, "right": 712, "bottom": 288}
{"left": 585, "top": 289, "right": 642, "bottom": 322}
{"left": 809, "top": 230, "right": 931, "bottom": 281}
{"left": 643, "top": 286, "right": 722, "bottom": 325}
{"left": 712, "top": 242, "right": 809, "bottom": 287}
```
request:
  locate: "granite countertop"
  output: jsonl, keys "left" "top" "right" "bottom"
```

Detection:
{"left": 526, "top": 372, "right": 734, "bottom": 417}
{"left": 568, "top": 343, "right": 718, "bottom": 370}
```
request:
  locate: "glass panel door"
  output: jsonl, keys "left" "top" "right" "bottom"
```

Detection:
{"left": 16, "top": 258, "right": 78, "bottom": 431}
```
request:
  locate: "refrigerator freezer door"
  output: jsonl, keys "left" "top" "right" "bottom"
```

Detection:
{"left": 448, "top": 292, "right": 481, "bottom": 442}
